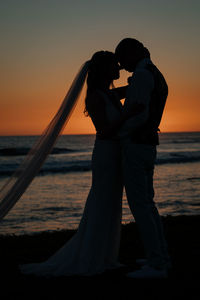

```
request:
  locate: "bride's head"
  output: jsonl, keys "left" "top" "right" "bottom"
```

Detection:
{"left": 84, "top": 51, "right": 120, "bottom": 116}
{"left": 87, "top": 51, "right": 120, "bottom": 91}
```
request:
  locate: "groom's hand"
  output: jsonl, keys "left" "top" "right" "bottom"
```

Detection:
{"left": 127, "top": 76, "right": 133, "bottom": 85}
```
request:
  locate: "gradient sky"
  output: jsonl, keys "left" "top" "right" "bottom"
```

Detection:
{"left": 1, "top": 0, "right": 200, "bottom": 135}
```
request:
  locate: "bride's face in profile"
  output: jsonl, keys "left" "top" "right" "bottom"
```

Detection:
{"left": 107, "top": 58, "right": 120, "bottom": 80}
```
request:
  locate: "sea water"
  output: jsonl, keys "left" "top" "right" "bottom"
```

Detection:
{"left": 0, "top": 132, "right": 200, "bottom": 235}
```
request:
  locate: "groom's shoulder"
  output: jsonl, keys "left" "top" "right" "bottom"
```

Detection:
{"left": 135, "top": 63, "right": 154, "bottom": 76}
{"left": 133, "top": 68, "right": 154, "bottom": 86}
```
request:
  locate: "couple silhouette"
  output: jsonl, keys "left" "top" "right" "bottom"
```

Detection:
{"left": 11, "top": 38, "right": 171, "bottom": 278}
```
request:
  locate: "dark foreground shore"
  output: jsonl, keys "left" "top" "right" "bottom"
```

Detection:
{"left": 1, "top": 215, "right": 200, "bottom": 299}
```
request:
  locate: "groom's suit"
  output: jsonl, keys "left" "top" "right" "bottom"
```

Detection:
{"left": 119, "top": 58, "right": 169, "bottom": 269}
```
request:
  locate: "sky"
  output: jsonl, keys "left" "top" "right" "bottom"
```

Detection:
{"left": 0, "top": 0, "right": 200, "bottom": 135}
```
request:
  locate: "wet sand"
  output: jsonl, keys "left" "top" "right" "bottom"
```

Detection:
{"left": 1, "top": 215, "right": 199, "bottom": 299}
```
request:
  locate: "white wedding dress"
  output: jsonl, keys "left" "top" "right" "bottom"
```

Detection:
{"left": 20, "top": 91, "right": 123, "bottom": 277}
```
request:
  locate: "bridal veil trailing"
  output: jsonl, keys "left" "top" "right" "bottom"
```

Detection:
{"left": 0, "top": 61, "right": 90, "bottom": 220}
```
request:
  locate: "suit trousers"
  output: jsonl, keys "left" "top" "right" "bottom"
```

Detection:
{"left": 121, "top": 139, "right": 169, "bottom": 269}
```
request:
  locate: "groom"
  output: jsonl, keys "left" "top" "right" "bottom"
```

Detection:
{"left": 115, "top": 38, "right": 170, "bottom": 278}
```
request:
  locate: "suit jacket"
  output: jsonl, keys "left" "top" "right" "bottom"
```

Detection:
{"left": 118, "top": 58, "right": 168, "bottom": 145}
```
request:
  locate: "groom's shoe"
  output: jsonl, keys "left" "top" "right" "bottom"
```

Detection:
{"left": 136, "top": 258, "right": 172, "bottom": 269}
{"left": 126, "top": 265, "right": 168, "bottom": 279}
{"left": 136, "top": 258, "right": 147, "bottom": 266}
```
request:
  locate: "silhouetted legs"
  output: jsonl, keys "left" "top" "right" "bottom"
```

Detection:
{"left": 121, "top": 141, "right": 169, "bottom": 269}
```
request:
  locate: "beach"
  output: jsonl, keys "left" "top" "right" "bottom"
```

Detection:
{"left": 0, "top": 133, "right": 200, "bottom": 298}
{"left": 1, "top": 215, "right": 200, "bottom": 299}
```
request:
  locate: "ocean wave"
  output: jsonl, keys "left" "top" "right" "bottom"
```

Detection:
{"left": 170, "top": 139, "right": 200, "bottom": 144}
{"left": 31, "top": 206, "right": 80, "bottom": 213}
{"left": 0, "top": 160, "right": 92, "bottom": 177}
{"left": 156, "top": 151, "right": 200, "bottom": 165}
{"left": 1, "top": 152, "right": 200, "bottom": 177}
{"left": 0, "top": 147, "right": 76, "bottom": 156}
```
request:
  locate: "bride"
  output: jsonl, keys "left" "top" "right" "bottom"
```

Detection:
{"left": 3, "top": 51, "right": 143, "bottom": 277}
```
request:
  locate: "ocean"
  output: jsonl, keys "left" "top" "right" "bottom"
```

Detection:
{"left": 0, "top": 132, "right": 200, "bottom": 235}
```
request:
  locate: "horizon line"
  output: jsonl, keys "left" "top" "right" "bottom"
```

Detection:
{"left": 0, "top": 130, "right": 200, "bottom": 137}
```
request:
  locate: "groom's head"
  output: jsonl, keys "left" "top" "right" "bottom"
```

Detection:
{"left": 115, "top": 38, "right": 150, "bottom": 72}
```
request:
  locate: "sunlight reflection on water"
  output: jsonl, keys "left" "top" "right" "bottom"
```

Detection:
{"left": 0, "top": 161, "right": 200, "bottom": 235}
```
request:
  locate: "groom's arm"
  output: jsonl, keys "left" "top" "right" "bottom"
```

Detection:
{"left": 118, "top": 69, "right": 154, "bottom": 138}
{"left": 97, "top": 104, "right": 144, "bottom": 139}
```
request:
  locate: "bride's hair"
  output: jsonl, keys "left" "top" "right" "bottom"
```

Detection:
{"left": 84, "top": 51, "right": 116, "bottom": 116}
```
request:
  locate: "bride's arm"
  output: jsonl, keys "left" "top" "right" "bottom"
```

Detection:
{"left": 98, "top": 103, "right": 144, "bottom": 139}
{"left": 111, "top": 85, "right": 128, "bottom": 100}
{"left": 87, "top": 91, "right": 144, "bottom": 139}
{"left": 87, "top": 92, "right": 109, "bottom": 134}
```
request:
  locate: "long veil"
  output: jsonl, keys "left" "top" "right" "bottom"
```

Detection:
{"left": 0, "top": 61, "right": 89, "bottom": 220}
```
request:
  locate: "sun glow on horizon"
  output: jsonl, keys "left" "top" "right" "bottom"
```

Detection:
{"left": 1, "top": 1, "right": 200, "bottom": 136}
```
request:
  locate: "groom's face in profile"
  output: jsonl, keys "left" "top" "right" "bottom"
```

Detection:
{"left": 118, "top": 56, "right": 138, "bottom": 73}
{"left": 116, "top": 49, "right": 142, "bottom": 73}
{"left": 119, "top": 60, "right": 133, "bottom": 72}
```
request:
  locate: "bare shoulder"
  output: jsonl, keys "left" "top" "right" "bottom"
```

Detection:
{"left": 87, "top": 90, "right": 104, "bottom": 103}
{"left": 86, "top": 90, "right": 105, "bottom": 112}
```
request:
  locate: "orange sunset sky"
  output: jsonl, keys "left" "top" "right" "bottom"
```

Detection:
{"left": 1, "top": 0, "right": 200, "bottom": 135}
